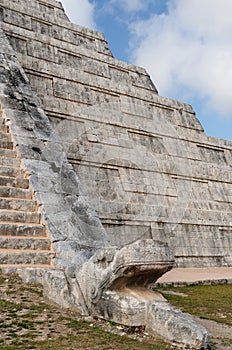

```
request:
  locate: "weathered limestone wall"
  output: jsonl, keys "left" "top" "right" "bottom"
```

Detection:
{"left": 0, "top": 0, "right": 232, "bottom": 268}
{"left": 0, "top": 24, "right": 109, "bottom": 272}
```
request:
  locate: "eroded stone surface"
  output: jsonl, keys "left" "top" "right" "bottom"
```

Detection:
{"left": 0, "top": 0, "right": 231, "bottom": 268}
{"left": 76, "top": 239, "right": 210, "bottom": 348}
{"left": 1, "top": 0, "right": 231, "bottom": 348}
{"left": 147, "top": 301, "right": 210, "bottom": 349}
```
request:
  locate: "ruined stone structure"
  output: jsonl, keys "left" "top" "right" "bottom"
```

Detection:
{"left": 0, "top": 0, "right": 231, "bottom": 348}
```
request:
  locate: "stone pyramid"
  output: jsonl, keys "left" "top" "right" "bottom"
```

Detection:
{"left": 0, "top": 1, "right": 231, "bottom": 347}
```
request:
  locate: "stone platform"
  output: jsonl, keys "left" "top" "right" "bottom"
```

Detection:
{"left": 157, "top": 267, "right": 232, "bottom": 285}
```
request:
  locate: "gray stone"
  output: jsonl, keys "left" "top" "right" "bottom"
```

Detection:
{"left": 3, "top": 0, "right": 232, "bottom": 347}
{"left": 146, "top": 301, "right": 210, "bottom": 349}
{"left": 76, "top": 239, "right": 210, "bottom": 348}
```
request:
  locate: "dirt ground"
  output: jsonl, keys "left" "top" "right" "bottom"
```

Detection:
{"left": 0, "top": 272, "right": 175, "bottom": 350}
{"left": 196, "top": 317, "right": 232, "bottom": 350}
{"left": 0, "top": 271, "right": 232, "bottom": 350}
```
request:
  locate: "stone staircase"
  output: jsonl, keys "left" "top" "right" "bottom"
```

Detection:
{"left": 0, "top": 113, "right": 53, "bottom": 268}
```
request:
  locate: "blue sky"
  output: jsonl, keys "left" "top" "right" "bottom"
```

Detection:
{"left": 61, "top": 0, "right": 232, "bottom": 141}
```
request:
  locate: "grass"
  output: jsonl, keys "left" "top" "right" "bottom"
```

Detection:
{"left": 155, "top": 284, "right": 232, "bottom": 326}
{"left": 0, "top": 272, "right": 175, "bottom": 350}
{"left": 220, "top": 338, "right": 232, "bottom": 346}
{"left": 1, "top": 270, "right": 232, "bottom": 350}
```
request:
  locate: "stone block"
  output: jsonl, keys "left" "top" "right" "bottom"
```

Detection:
{"left": 146, "top": 301, "right": 210, "bottom": 349}
{"left": 0, "top": 2, "right": 229, "bottom": 347}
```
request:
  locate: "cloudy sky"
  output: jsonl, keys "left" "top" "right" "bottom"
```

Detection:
{"left": 61, "top": 0, "right": 232, "bottom": 141}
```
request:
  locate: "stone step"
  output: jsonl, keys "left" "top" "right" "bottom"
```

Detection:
{"left": 0, "top": 99, "right": 52, "bottom": 268}
{"left": 0, "top": 140, "right": 13, "bottom": 149}
{"left": 0, "top": 166, "right": 24, "bottom": 178}
{"left": 0, "top": 148, "right": 17, "bottom": 158}
{"left": 0, "top": 157, "right": 20, "bottom": 167}
{"left": 0, "top": 236, "right": 51, "bottom": 250}
{"left": 0, "top": 117, "right": 7, "bottom": 125}
{"left": 0, "top": 264, "right": 52, "bottom": 269}
{"left": 0, "top": 131, "right": 11, "bottom": 141}
{"left": 0, "top": 197, "right": 36, "bottom": 211}
{"left": 0, "top": 124, "right": 8, "bottom": 133}
{"left": 0, "top": 223, "right": 45, "bottom": 237}
{"left": 0, "top": 176, "right": 29, "bottom": 189}
{"left": 0, "top": 210, "right": 41, "bottom": 224}
{"left": 0, "top": 250, "right": 53, "bottom": 265}
{"left": 0, "top": 186, "right": 32, "bottom": 199}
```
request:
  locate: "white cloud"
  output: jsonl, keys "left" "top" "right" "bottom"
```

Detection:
{"left": 130, "top": 0, "right": 232, "bottom": 118}
{"left": 108, "top": 0, "right": 152, "bottom": 13}
{"left": 61, "top": 0, "right": 96, "bottom": 29}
